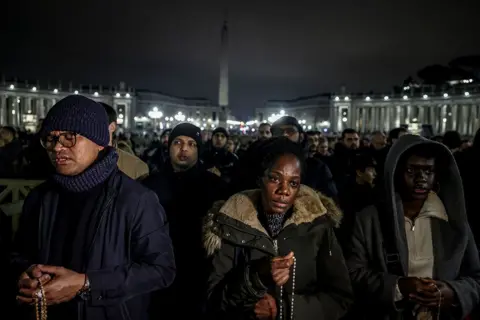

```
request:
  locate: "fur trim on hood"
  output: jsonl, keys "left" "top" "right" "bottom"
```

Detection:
{"left": 203, "top": 185, "right": 342, "bottom": 256}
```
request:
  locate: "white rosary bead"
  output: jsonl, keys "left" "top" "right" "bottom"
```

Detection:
{"left": 278, "top": 256, "right": 296, "bottom": 320}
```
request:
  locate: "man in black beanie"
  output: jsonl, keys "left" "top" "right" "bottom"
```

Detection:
{"left": 12, "top": 95, "right": 175, "bottom": 320}
{"left": 203, "top": 127, "right": 239, "bottom": 183}
{"left": 271, "top": 116, "right": 338, "bottom": 199}
{"left": 143, "top": 123, "right": 227, "bottom": 320}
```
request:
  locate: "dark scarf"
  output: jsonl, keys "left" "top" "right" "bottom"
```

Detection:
{"left": 53, "top": 147, "right": 119, "bottom": 192}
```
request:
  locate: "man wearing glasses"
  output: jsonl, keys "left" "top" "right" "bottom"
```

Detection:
{"left": 271, "top": 116, "right": 338, "bottom": 199}
{"left": 12, "top": 95, "right": 175, "bottom": 320}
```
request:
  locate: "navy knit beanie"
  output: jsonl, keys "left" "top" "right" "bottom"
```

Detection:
{"left": 41, "top": 95, "right": 110, "bottom": 147}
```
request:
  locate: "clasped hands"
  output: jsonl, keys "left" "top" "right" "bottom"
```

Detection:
{"left": 17, "top": 264, "right": 86, "bottom": 306}
{"left": 398, "top": 277, "right": 456, "bottom": 309}
{"left": 254, "top": 252, "right": 295, "bottom": 320}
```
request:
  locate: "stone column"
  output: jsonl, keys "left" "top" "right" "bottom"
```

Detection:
{"left": 12, "top": 97, "right": 19, "bottom": 126}
{"left": 385, "top": 105, "right": 391, "bottom": 132}
{"left": 440, "top": 105, "right": 447, "bottom": 133}
{"left": 418, "top": 105, "right": 425, "bottom": 124}
{"left": 37, "top": 98, "right": 45, "bottom": 119}
{"left": 470, "top": 105, "right": 478, "bottom": 135}
{"left": 451, "top": 104, "right": 458, "bottom": 131}
{"left": 124, "top": 102, "right": 130, "bottom": 129}
{"left": 0, "top": 95, "right": 6, "bottom": 125}
{"left": 361, "top": 107, "right": 367, "bottom": 133}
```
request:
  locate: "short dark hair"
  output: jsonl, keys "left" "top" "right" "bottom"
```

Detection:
{"left": 389, "top": 127, "right": 407, "bottom": 142}
{"left": 354, "top": 153, "right": 376, "bottom": 172}
{"left": 99, "top": 102, "right": 117, "bottom": 124}
{"left": 443, "top": 131, "right": 462, "bottom": 150}
{"left": 256, "top": 137, "right": 306, "bottom": 182}
{"left": 341, "top": 128, "right": 358, "bottom": 139}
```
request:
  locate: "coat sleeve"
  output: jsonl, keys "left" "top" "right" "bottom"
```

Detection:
{"left": 293, "top": 227, "right": 353, "bottom": 320}
{"left": 205, "top": 240, "right": 266, "bottom": 318}
{"left": 346, "top": 210, "right": 400, "bottom": 309}
{"left": 444, "top": 225, "right": 480, "bottom": 319}
{"left": 87, "top": 190, "right": 176, "bottom": 306}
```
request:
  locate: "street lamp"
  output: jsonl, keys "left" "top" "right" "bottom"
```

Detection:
{"left": 148, "top": 107, "right": 164, "bottom": 130}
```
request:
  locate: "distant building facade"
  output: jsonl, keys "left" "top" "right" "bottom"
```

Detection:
{"left": 0, "top": 78, "right": 230, "bottom": 132}
{"left": 257, "top": 84, "right": 480, "bottom": 135}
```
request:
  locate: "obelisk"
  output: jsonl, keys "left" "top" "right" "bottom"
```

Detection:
{"left": 218, "top": 13, "right": 229, "bottom": 128}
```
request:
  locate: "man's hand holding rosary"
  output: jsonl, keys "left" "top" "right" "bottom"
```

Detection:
{"left": 398, "top": 276, "right": 457, "bottom": 318}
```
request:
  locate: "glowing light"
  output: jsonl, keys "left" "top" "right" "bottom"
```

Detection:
{"left": 443, "top": 93, "right": 448, "bottom": 98}
{"left": 32, "top": 87, "right": 37, "bottom": 92}
{"left": 74, "top": 90, "right": 79, "bottom": 95}
{"left": 94, "top": 92, "right": 99, "bottom": 97}
{"left": 423, "top": 94, "right": 428, "bottom": 99}
{"left": 465, "top": 92, "right": 470, "bottom": 96}
{"left": 148, "top": 108, "right": 163, "bottom": 119}
{"left": 9, "top": 84, "right": 14, "bottom": 89}
{"left": 115, "top": 93, "right": 120, "bottom": 97}
{"left": 334, "top": 96, "right": 340, "bottom": 101}
{"left": 342, "top": 117, "right": 348, "bottom": 122}
{"left": 174, "top": 112, "right": 186, "bottom": 122}
{"left": 365, "top": 96, "right": 371, "bottom": 101}
{"left": 344, "top": 97, "right": 350, "bottom": 101}
{"left": 53, "top": 89, "right": 58, "bottom": 93}
{"left": 403, "top": 95, "right": 408, "bottom": 100}
{"left": 442, "top": 118, "right": 447, "bottom": 123}
{"left": 384, "top": 96, "right": 389, "bottom": 100}
{"left": 126, "top": 93, "right": 131, "bottom": 98}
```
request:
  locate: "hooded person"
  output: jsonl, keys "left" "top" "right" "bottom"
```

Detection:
{"left": 346, "top": 134, "right": 480, "bottom": 320}
{"left": 202, "top": 127, "right": 239, "bottom": 183}
{"left": 203, "top": 137, "right": 353, "bottom": 320}
{"left": 143, "top": 123, "right": 227, "bottom": 320}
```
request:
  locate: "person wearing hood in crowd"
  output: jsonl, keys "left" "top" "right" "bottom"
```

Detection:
{"left": 203, "top": 127, "right": 239, "bottom": 183}
{"left": 12, "top": 95, "right": 175, "bottom": 320}
{"left": 100, "top": 102, "right": 149, "bottom": 180}
{"left": 270, "top": 116, "right": 338, "bottom": 199}
{"left": 143, "top": 123, "right": 227, "bottom": 319}
{"left": 347, "top": 134, "right": 480, "bottom": 320}
{"left": 203, "top": 137, "right": 353, "bottom": 320}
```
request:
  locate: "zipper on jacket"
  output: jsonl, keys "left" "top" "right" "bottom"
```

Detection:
{"left": 273, "top": 239, "right": 279, "bottom": 255}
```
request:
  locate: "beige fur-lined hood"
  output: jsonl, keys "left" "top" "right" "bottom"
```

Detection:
{"left": 203, "top": 184, "right": 342, "bottom": 256}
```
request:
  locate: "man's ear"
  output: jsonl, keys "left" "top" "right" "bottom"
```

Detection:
{"left": 299, "top": 132, "right": 304, "bottom": 144}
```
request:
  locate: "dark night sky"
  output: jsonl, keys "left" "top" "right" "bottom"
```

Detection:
{"left": 2, "top": 0, "right": 479, "bottom": 118}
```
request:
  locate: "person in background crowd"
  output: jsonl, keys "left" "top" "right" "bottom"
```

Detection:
{"left": 306, "top": 130, "right": 321, "bottom": 158}
{"left": 143, "top": 123, "right": 226, "bottom": 319}
{"left": 371, "top": 130, "right": 387, "bottom": 151}
{"left": 460, "top": 139, "right": 472, "bottom": 151}
{"left": 0, "top": 126, "right": 23, "bottom": 177}
{"left": 331, "top": 128, "right": 360, "bottom": 192}
{"left": 443, "top": 130, "right": 462, "bottom": 153}
{"left": 257, "top": 122, "right": 272, "bottom": 141}
{"left": 101, "top": 103, "right": 149, "bottom": 180}
{"left": 361, "top": 137, "right": 371, "bottom": 149}
{"left": 388, "top": 127, "right": 408, "bottom": 145}
{"left": 347, "top": 135, "right": 480, "bottom": 320}
{"left": 203, "top": 137, "right": 353, "bottom": 320}
{"left": 203, "top": 127, "right": 239, "bottom": 183}
{"left": 317, "top": 136, "right": 330, "bottom": 156}
{"left": 23, "top": 119, "right": 56, "bottom": 179}
{"left": 271, "top": 116, "right": 338, "bottom": 198}
{"left": 337, "top": 153, "right": 376, "bottom": 249}
{"left": 226, "top": 137, "right": 237, "bottom": 154}
{"left": 143, "top": 128, "right": 172, "bottom": 173}
{"left": 12, "top": 95, "right": 175, "bottom": 320}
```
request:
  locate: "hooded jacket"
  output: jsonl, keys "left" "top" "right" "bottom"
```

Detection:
{"left": 203, "top": 185, "right": 353, "bottom": 320}
{"left": 347, "top": 135, "right": 480, "bottom": 319}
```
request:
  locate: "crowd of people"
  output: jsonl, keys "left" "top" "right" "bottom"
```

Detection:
{"left": 1, "top": 94, "right": 480, "bottom": 320}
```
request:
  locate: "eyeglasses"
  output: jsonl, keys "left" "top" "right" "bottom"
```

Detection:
{"left": 40, "top": 132, "right": 77, "bottom": 150}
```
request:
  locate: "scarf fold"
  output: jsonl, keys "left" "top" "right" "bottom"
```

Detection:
{"left": 53, "top": 147, "right": 119, "bottom": 192}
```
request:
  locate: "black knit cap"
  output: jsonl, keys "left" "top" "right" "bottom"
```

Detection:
{"left": 168, "top": 123, "right": 203, "bottom": 151}
{"left": 272, "top": 116, "right": 303, "bottom": 133}
{"left": 41, "top": 95, "right": 110, "bottom": 147}
{"left": 212, "top": 127, "right": 229, "bottom": 138}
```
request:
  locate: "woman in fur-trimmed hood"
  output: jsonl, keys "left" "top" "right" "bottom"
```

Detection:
{"left": 203, "top": 137, "right": 353, "bottom": 320}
